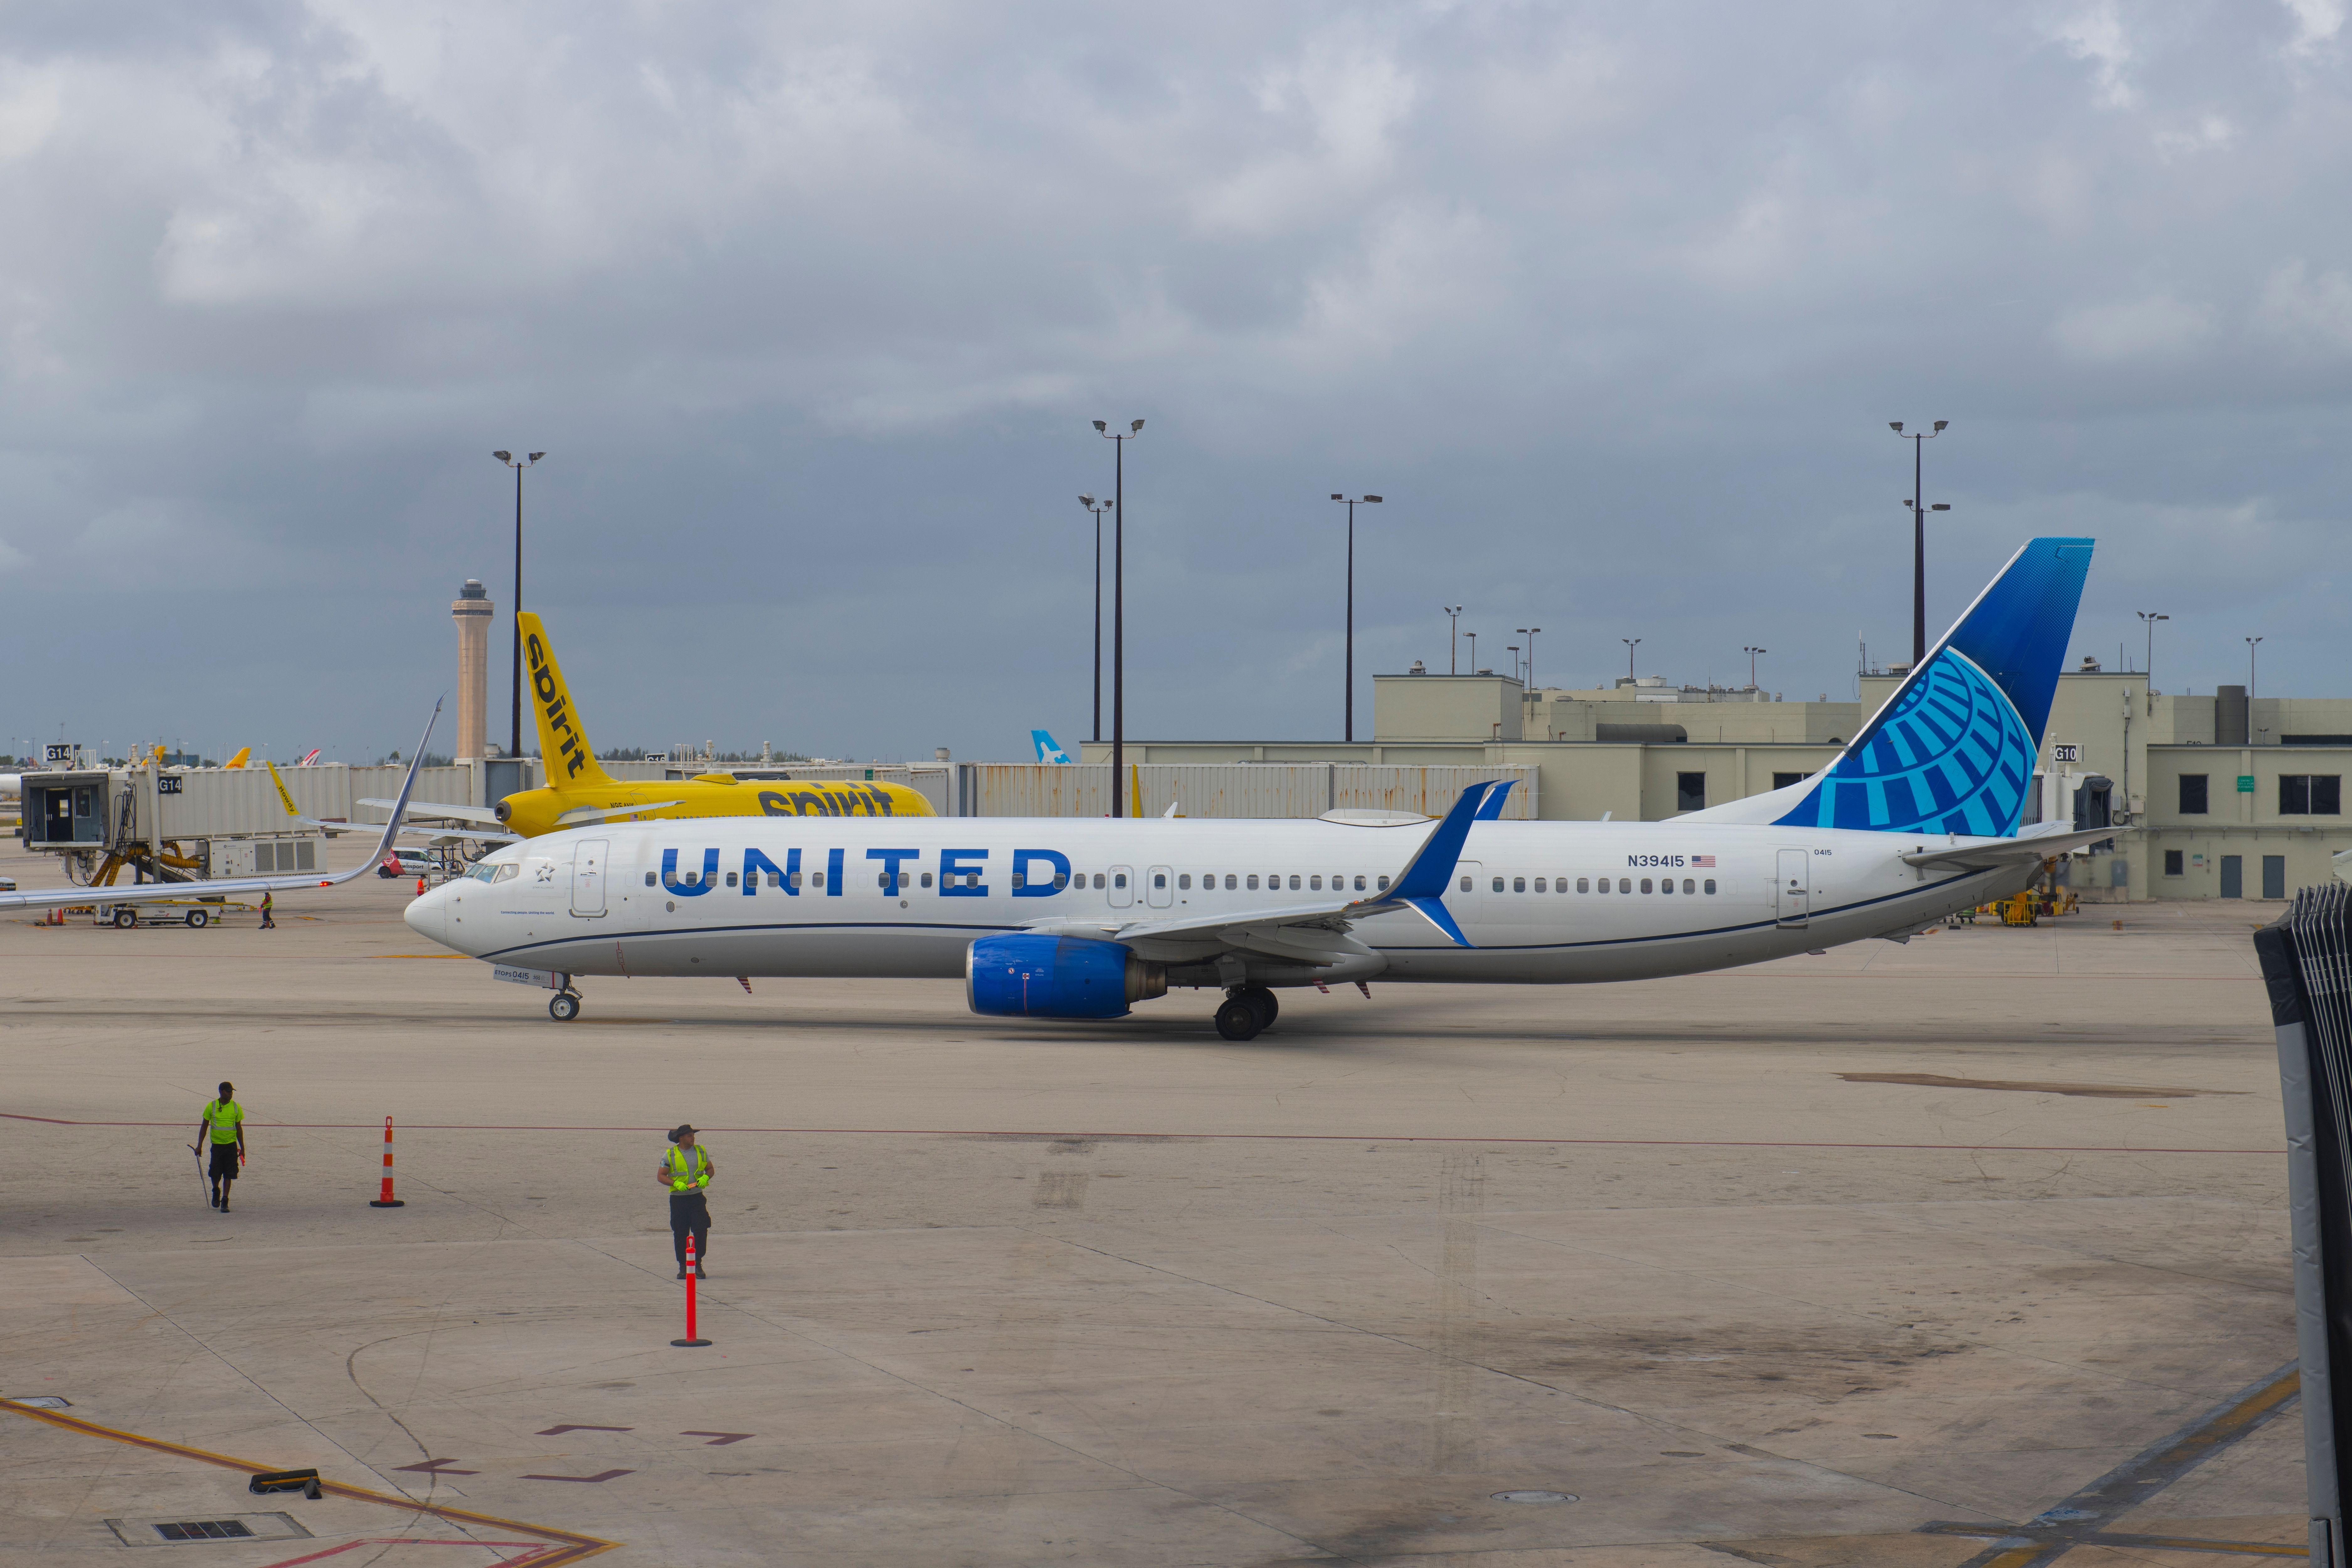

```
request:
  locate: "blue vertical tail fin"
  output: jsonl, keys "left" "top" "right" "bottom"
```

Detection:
{"left": 1032, "top": 729, "right": 1072, "bottom": 765}
{"left": 1768, "top": 537, "right": 2093, "bottom": 838}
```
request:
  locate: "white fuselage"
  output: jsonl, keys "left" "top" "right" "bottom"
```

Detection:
{"left": 403, "top": 816, "right": 2032, "bottom": 989}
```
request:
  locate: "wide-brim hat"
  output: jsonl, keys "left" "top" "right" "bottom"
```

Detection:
{"left": 669, "top": 1124, "right": 697, "bottom": 1142}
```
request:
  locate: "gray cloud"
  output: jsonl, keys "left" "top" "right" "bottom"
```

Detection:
{"left": 1, "top": 1, "right": 2348, "bottom": 762}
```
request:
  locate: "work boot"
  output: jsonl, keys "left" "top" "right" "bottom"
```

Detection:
{"left": 675, "top": 1269, "right": 687, "bottom": 1280}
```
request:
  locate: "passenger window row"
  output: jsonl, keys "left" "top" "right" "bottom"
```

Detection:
{"left": 1462, "top": 873, "right": 1718, "bottom": 895}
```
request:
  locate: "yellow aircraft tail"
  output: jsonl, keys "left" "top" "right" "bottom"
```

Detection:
{"left": 265, "top": 760, "right": 302, "bottom": 819}
{"left": 517, "top": 612, "right": 617, "bottom": 788}
{"left": 224, "top": 747, "right": 251, "bottom": 769}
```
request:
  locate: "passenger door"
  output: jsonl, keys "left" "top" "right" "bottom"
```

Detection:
{"left": 1108, "top": 865, "right": 1135, "bottom": 909}
{"left": 2220, "top": 855, "right": 2243, "bottom": 899}
{"left": 571, "top": 839, "right": 608, "bottom": 917}
{"left": 1775, "top": 849, "right": 1810, "bottom": 927}
{"left": 2263, "top": 855, "right": 2286, "bottom": 900}
{"left": 1146, "top": 865, "right": 1174, "bottom": 908}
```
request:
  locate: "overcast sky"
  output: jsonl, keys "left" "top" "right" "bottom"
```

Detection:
{"left": 3, "top": 1, "right": 2348, "bottom": 763}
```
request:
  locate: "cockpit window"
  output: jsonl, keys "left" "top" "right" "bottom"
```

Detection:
{"left": 470, "top": 862, "right": 518, "bottom": 883}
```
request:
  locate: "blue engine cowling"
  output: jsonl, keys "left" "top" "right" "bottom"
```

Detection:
{"left": 965, "top": 934, "right": 1165, "bottom": 1019}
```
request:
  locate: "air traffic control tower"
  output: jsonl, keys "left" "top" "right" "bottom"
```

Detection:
{"left": 453, "top": 578, "right": 492, "bottom": 763}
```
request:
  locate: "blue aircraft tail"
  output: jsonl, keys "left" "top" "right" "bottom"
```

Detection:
{"left": 1768, "top": 537, "right": 2092, "bottom": 838}
{"left": 1032, "top": 729, "right": 1072, "bottom": 765}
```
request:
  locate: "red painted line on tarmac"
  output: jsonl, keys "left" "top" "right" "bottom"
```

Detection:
{"left": 0, "top": 1110, "right": 2283, "bottom": 1155}
{"left": 257, "top": 1540, "right": 549, "bottom": 1568}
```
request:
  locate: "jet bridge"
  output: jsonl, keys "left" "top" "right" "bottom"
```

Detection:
{"left": 19, "top": 765, "right": 322, "bottom": 887}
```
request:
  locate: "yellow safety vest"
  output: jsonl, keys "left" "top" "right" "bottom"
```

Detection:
{"left": 665, "top": 1144, "right": 711, "bottom": 1193}
{"left": 203, "top": 1099, "right": 244, "bottom": 1145}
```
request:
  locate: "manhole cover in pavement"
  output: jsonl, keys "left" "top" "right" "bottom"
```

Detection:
{"left": 1490, "top": 1491, "right": 1578, "bottom": 1504}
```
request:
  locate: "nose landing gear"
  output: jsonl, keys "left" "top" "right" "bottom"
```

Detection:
{"left": 549, "top": 990, "right": 582, "bottom": 1022}
{"left": 1213, "top": 984, "right": 1279, "bottom": 1041}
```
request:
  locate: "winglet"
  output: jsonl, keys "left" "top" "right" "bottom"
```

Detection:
{"left": 1387, "top": 781, "right": 1492, "bottom": 903}
{"left": 1401, "top": 896, "right": 1470, "bottom": 946}
{"left": 1473, "top": 779, "right": 1515, "bottom": 820}
{"left": 265, "top": 760, "right": 301, "bottom": 819}
{"left": 363, "top": 701, "right": 443, "bottom": 871}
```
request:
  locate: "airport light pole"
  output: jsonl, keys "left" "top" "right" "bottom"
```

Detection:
{"left": 1889, "top": 420, "right": 1949, "bottom": 666}
{"left": 493, "top": 450, "right": 545, "bottom": 762}
{"left": 1094, "top": 420, "right": 1143, "bottom": 815}
{"left": 1330, "top": 495, "right": 1382, "bottom": 742}
{"left": 1443, "top": 606, "right": 1463, "bottom": 674}
{"left": 2137, "top": 611, "right": 2168, "bottom": 715}
{"left": 1745, "top": 645, "right": 1767, "bottom": 691}
{"left": 1622, "top": 637, "right": 1640, "bottom": 683}
{"left": 1506, "top": 646, "right": 1519, "bottom": 683}
{"left": 2248, "top": 635, "right": 2264, "bottom": 702}
{"left": 1465, "top": 631, "right": 1478, "bottom": 672}
{"left": 1078, "top": 494, "right": 1113, "bottom": 743}
{"left": 1517, "top": 627, "right": 1540, "bottom": 690}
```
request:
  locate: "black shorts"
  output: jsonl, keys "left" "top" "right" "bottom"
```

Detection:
{"left": 208, "top": 1143, "right": 240, "bottom": 1180}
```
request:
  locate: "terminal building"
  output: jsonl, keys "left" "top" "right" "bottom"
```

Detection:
{"left": 1084, "top": 664, "right": 2352, "bottom": 904}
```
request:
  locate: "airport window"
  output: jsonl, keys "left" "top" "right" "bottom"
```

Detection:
{"left": 1595, "top": 876, "right": 1608, "bottom": 893}
{"left": 1094, "top": 873, "right": 1106, "bottom": 889}
{"left": 1534, "top": 877, "right": 1547, "bottom": 892}
{"left": 1513, "top": 877, "right": 1525, "bottom": 892}
{"left": 1153, "top": 873, "right": 1165, "bottom": 889}
{"left": 1355, "top": 875, "right": 1367, "bottom": 891}
{"left": 1682, "top": 878, "right": 1694, "bottom": 893}
{"left": 726, "top": 872, "right": 738, "bottom": 887}
{"left": 1053, "top": 872, "right": 1067, "bottom": 889}
{"left": 811, "top": 871, "right": 823, "bottom": 887}
{"left": 1492, "top": 876, "right": 1504, "bottom": 892}
{"left": 1226, "top": 874, "right": 1237, "bottom": 890}
{"left": 1577, "top": 877, "right": 1590, "bottom": 893}
{"left": 790, "top": 871, "right": 803, "bottom": 888}
{"left": 1114, "top": 872, "right": 1127, "bottom": 888}
{"left": 1640, "top": 878, "right": 1652, "bottom": 893}
{"left": 2164, "top": 849, "right": 2185, "bottom": 876}
{"left": 645, "top": 871, "right": 656, "bottom": 886}
{"left": 1247, "top": 875, "right": 1260, "bottom": 890}
{"left": 767, "top": 873, "right": 780, "bottom": 887}
{"left": 1310, "top": 875, "right": 1322, "bottom": 890}
{"left": 1179, "top": 873, "right": 1191, "bottom": 890}
{"left": 1009, "top": 873, "right": 1023, "bottom": 889}
{"left": 1289, "top": 874, "right": 1301, "bottom": 890}
{"left": 1619, "top": 878, "right": 1631, "bottom": 893}
{"left": 1676, "top": 772, "right": 1707, "bottom": 812}
{"left": 1663, "top": 878, "right": 1676, "bottom": 894}
{"left": 1378, "top": 875, "right": 1390, "bottom": 891}
{"left": 921, "top": 871, "right": 933, "bottom": 887}
{"left": 2282, "top": 775, "right": 2342, "bottom": 815}
{"left": 1704, "top": 879, "right": 1716, "bottom": 894}
{"left": 683, "top": 871, "right": 700, "bottom": 886}
{"left": 2179, "top": 775, "right": 2208, "bottom": 815}
{"left": 1773, "top": 771, "right": 1805, "bottom": 790}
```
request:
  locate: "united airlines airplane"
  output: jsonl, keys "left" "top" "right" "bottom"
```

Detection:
{"left": 390, "top": 538, "right": 2104, "bottom": 1037}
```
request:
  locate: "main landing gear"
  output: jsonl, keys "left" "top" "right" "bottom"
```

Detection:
{"left": 1214, "top": 985, "right": 1279, "bottom": 1042}
{"left": 549, "top": 990, "right": 582, "bottom": 1022}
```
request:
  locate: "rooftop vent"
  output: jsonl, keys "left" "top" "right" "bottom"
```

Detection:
{"left": 1408, "top": 660, "right": 1426, "bottom": 674}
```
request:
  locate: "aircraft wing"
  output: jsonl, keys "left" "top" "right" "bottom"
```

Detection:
{"left": 1025, "top": 782, "right": 1496, "bottom": 958}
{"left": 0, "top": 703, "right": 443, "bottom": 912}
{"left": 398, "top": 823, "right": 524, "bottom": 845}
{"left": 1899, "top": 824, "right": 2116, "bottom": 871}
{"left": 358, "top": 797, "right": 504, "bottom": 829}
{"left": 555, "top": 801, "right": 683, "bottom": 827}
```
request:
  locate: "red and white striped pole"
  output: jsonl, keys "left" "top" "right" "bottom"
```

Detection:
{"left": 671, "top": 1235, "right": 711, "bottom": 1348}
{"left": 368, "top": 1116, "right": 405, "bottom": 1208}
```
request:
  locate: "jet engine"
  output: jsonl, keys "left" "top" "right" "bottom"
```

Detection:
{"left": 965, "top": 934, "right": 1167, "bottom": 1019}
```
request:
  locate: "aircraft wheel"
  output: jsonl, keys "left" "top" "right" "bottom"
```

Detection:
{"left": 549, "top": 992, "right": 581, "bottom": 1023}
{"left": 185, "top": 908, "right": 208, "bottom": 928}
{"left": 112, "top": 907, "right": 135, "bottom": 929}
{"left": 1214, "top": 997, "right": 1262, "bottom": 1042}
{"left": 1237, "top": 985, "right": 1278, "bottom": 1030}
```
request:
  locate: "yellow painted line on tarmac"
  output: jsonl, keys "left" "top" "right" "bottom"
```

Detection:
{"left": 0, "top": 1398, "right": 615, "bottom": 1564}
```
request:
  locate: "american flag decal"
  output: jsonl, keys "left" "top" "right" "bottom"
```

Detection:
{"left": 1690, "top": 855, "right": 1716, "bottom": 867}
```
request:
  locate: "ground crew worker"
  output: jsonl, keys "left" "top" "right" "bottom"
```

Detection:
{"left": 259, "top": 891, "right": 275, "bottom": 930}
{"left": 199, "top": 1082, "right": 245, "bottom": 1210}
{"left": 658, "top": 1124, "right": 714, "bottom": 1279}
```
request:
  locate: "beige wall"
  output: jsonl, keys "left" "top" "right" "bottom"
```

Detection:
{"left": 1372, "top": 674, "right": 1523, "bottom": 740}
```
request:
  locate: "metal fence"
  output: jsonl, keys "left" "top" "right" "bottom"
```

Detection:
{"left": 952, "top": 763, "right": 1536, "bottom": 819}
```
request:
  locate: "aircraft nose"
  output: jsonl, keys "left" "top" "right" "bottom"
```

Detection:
{"left": 403, "top": 886, "right": 448, "bottom": 946}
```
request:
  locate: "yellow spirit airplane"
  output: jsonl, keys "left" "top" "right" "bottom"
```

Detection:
{"left": 362, "top": 611, "right": 934, "bottom": 843}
